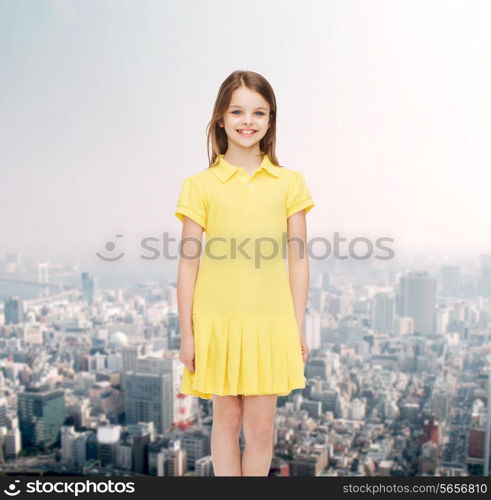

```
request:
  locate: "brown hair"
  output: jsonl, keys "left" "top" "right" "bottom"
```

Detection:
{"left": 206, "top": 70, "right": 279, "bottom": 167}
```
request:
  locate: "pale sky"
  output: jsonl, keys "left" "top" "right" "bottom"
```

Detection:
{"left": 0, "top": 0, "right": 489, "bottom": 273}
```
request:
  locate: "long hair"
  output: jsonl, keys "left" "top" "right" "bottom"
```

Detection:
{"left": 206, "top": 70, "right": 279, "bottom": 167}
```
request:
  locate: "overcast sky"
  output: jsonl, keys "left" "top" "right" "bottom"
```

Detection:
{"left": 0, "top": 0, "right": 489, "bottom": 273}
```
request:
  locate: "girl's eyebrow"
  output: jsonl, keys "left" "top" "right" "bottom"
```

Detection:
{"left": 229, "top": 104, "right": 269, "bottom": 111}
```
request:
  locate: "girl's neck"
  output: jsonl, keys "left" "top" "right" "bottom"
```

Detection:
{"left": 223, "top": 148, "right": 264, "bottom": 173}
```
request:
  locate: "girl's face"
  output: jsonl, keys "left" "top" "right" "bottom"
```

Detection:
{"left": 220, "top": 86, "right": 271, "bottom": 150}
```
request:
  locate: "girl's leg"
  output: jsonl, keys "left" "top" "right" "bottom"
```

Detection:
{"left": 211, "top": 394, "right": 244, "bottom": 476}
{"left": 241, "top": 394, "right": 278, "bottom": 476}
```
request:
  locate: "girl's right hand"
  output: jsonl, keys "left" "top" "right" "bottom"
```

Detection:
{"left": 179, "top": 335, "right": 195, "bottom": 373}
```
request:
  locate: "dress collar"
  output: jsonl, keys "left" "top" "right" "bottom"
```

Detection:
{"left": 210, "top": 153, "right": 280, "bottom": 182}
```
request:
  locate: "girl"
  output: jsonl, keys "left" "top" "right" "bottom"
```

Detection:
{"left": 175, "top": 70, "right": 315, "bottom": 476}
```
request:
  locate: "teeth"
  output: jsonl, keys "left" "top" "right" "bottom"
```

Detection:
{"left": 238, "top": 130, "right": 256, "bottom": 134}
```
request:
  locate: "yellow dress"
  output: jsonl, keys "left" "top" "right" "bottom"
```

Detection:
{"left": 175, "top": 153, "right": 315, "bottom": 399}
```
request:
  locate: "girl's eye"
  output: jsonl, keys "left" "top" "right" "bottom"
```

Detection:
{"left": 231, "top": 110, "right": 266, "bottom": 116}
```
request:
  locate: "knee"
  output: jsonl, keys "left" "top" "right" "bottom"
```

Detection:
{"left": 243, "top": 417, "right": 274, "bottom": 446}
{"left": 214, "top": 403, "right": 243, "bottom": 434}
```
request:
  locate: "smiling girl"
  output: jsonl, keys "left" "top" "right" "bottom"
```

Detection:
{"left": 175, "top": 70, "right": 315, "bottom": 476}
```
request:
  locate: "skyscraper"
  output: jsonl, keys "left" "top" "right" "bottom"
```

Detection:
{"left": 4, "top": 296, "right": 24, "bottom": 325}
{"left": 371, "top": 292, "right": 396, "bottom": 335}
{"left": 124, "top": 372, "right": 172, "bottom": 434}
{"left": 81, "top": 272, "right": 95, "bottom": 305}
{"left": 17, "top": 385, "right": 65, "bottom": 450}
{"left": 398, "top": 271, "right": 436, "bottom": 336}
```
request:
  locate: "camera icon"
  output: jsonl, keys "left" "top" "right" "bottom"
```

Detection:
{"left": 4, "top": 480, "right": 21, "bottom": 496}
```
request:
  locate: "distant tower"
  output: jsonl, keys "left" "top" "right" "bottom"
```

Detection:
{"left": 398, "top": 271, "right": 436, "bottom": 336}
{"left": 81, "top": 272, "right": 95, "bottom": 305}
{"left": 4, "top": 296, "right": 24, "bottom": 325}
{"left": 371, "top": 292, "right": 396, "bottom": 335}
{"left": 38, "top": 262, "right": 49, "bottom": 283}
{"left": 38, "top": 261, "right": 49, "bottom": 297}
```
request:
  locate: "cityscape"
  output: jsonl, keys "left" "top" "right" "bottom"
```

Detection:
{"left": 1, "top": 0, "right": 489, "bottom": 486}
{"left": 0, "top": 251, "right": 490, "bottom": 477}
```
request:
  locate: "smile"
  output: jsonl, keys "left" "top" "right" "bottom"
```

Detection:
{"left": 237, "top": 129, "right": 257, "bottom": 135}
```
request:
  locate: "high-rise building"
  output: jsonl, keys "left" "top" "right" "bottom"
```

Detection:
{"left": 148, "top": 437, "right": 172, "bottom": 475}
{"left": 17, "top": 385, "right": 65, "bottom": 450}
{"left": 435, "top": 306, "right": 450, "bottom": 335}
{"left": 124, "top": 372, "right": 172, "bottom": 434}
{"left": 115, "top": 441, "right": 132, "bottom": 470}
{"left": 309, "top": 288, "right": 327, "bottom": 314}
{"left": 135, "top": 350, "right": 200, "bottom": 429}
{"left": 130, "top": 430, "right": 151, "bottom": 474}
{"left": 4, "top": 296, "right": 24, "bottom": 325}
{"left": 195, "top": 455, "right": 214, "bottom": 476}
{"left": 304, "top": 308, "right": 321, "bottom": 350}
{"left": 122, "top": 345, "right": 142, "bottom": 374}
{"left": 61, "top": 425, "right": 88, "bottom": 468}
{"left": 420, "top": 415, "right": 441, "bottom": 452}
{"left": 2, "top": 427, "right": 22, "bottom": 459}
{"left": 0, "top": 398, "right": 7, "bottom": 427}
{"left": 180, "top": 429, "right": 211, "bottom": 470}
{"left": 81, "top": 272, "right": 95, "bottom": 305}
{"left": 430, "top": 389, "right": 450, "bottom": 423}
{"left": 156, "top": 439, "right": 187, "bottom": 476}
{"left": 97, "top": 425, "right": 121, "bottom": 467}
{"left": 398, "top": 271, "right": 436, "bottom": 336}
{"left": 371, "top": 292, "right": 396, "bottom": 335}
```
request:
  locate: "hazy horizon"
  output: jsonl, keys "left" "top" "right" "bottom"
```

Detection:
{"left": 1, "top": 0, "right": 490, "bottom": 269}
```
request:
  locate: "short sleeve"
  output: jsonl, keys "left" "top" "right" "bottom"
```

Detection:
{"left": 175, "top": 176, "right": 207, "bottom": 231}
{"left": 286, "top": 171, "right": 315, "bottom": 218}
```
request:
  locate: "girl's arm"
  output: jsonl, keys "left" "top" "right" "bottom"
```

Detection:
{"left": 287, "top": 210, "right": 310, "bottom": 336}
{"left": 177, "top": 216, "right": 204, "bottom": 340}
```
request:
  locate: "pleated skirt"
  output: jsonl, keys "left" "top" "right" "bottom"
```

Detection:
{"left": 179, "top": 312, "right": 306, "bottom": 399}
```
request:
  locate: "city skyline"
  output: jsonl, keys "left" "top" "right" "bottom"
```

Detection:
{"left": 1, "top": 0, "right": 491, "bottom": 479}
{"left": 1, "top": 256, "right": 491, "bottom": 476}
